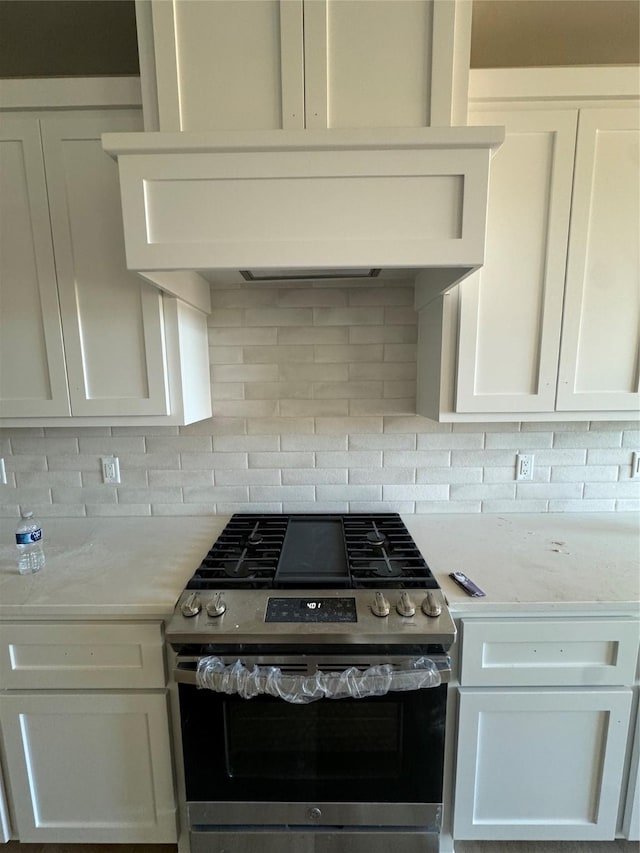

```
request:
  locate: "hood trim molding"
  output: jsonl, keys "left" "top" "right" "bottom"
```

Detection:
{"left": 103, "top": 127, "right": 504, "bottom": 289}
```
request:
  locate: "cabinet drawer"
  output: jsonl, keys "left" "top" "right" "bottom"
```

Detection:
{"left": 459, "top": 618, "right": 639, "bottom": 687}
{"left": 0, "top": 622, "right": 166, "bottom": 689}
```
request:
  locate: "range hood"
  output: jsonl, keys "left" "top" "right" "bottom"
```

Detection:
{"left": 102, "top": 126, "right": 504, "bottom": 308}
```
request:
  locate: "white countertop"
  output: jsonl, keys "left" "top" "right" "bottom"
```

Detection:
{"left": 0, "top": 513, "right": 638, "bottom": 620}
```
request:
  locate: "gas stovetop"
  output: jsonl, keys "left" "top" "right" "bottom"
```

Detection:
{"left": 167, "top": 514, "right": 455, "bottom": 648}
{"left": 186, "top": 513, "right": 439, "bottom": 590}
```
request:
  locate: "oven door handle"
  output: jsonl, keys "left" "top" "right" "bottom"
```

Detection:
{"left": 174, "top": 656, "right": 451, "bottom": 695}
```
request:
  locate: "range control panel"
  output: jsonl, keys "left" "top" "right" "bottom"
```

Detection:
{"left": 266, "top": 597, "right": 357, "bottom": 623}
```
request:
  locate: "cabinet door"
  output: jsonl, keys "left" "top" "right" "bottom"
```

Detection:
{"left": 151, "top": 0, "right": 305, "bottom": 131}
{"left": 0, "top": 116, "right": 71, "bottom": 417}
{"left": 0, "top": 692, "right": 176, "bottom": 843}
{"left": 557, "top": 107, "right": 640, "bottom": 411}
{"left": 454, "top": 687, "right": 632, "bottom": 841}
{"left": 304, "top": 0, "right": 435, "bottom": 129}
{"left": 40, "top": 111, "right": 171, "bottom": 416}
{"left": 455, "top": 110, "right": 577, "bottom": 413}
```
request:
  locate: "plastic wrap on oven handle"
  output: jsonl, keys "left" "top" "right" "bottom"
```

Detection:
{"left": 195, "top": 656, "right": 441, "bottom": 703}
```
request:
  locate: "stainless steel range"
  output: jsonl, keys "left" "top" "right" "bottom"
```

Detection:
{"left": 166, "top": 513, "right": 456, "bottom": 853}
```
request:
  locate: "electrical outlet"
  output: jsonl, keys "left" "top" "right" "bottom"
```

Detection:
{"left": 632, "top": 451, "right": 640, "bottom": 479}
{"left": 516, "top": 453, "right": 534, "bottom": 481}
{"left": 101, "top": 456, "right": 121, "bottom": 484}
{"left": 0, "top": 458, "right": 6, "bottom": 485}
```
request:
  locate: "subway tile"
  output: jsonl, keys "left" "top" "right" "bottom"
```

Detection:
{"left": 181, "top": 417, "right": 244, "bottom": 436}
{"left": 351, "top": 501, "right": 416, "bottom": 513}
{"left": 616, "top": 499, "right": 640, "bottom": 512}
{"left": 285, "top": 501, "right": 349, "bottom": 513}
{"left": 280, "top": 363, "right": 348, "bottom": 381}
{"left": 146, "top": 436, "right": 213, "bottom": 453}
{"left": 452, "top": 422, "right": 518, "bottom": 433}
{"left": 521, "top": 421, "right": 588, "bottom": 432}
{"left": 183, "top": 485, "right": 248, "bottom": 503}
{"left": 350, "top": 362, "right": 416, "bottom": 381}
{"left": 208, "top": 345, "right": 243, "bottom": 364}
{"left": 554, "top": 431, "right": 622, "bottom": 448}
{"left": 149, "top": 470, "right": 213, "bottom": 487}
{"left": 121, "top": 451, "right": 180, "bottom": 470}
{"left": 211, "top": 383, "right": 244, "bottom": 401}
{"left": 283, "top": 468, "right": 347, "bottom": 485}
{"left": 349, "top": 398, "right": 415, "bottom": 416}
{"left": 152, "top": 503, "right": 217, "bottom": 516}
{"left": 281, "top": 435, "right": 347, "bottom": 451}
{"left": 483, "top": 466, "right": 550, "bottom": 483}
{"left": 383, "top": 344, "right": 417, "bottom": 362}
{"left": 245, "top": 382, "right": 312, "bottom": 400}
{"left": 317, "top": 484, "right": 382, "bottom": 502}
{"left": 384, "top": 306, "right": 417, "bottom": 325}
{"left": 349, "top": 468, "right": 415, "bottom": 485}
{"left": 418, "top": 433, "right": 484, "bottom": 450}
{"left": 87, "top": 504, "right": 150, "bottom": 517}
{"left": 530, "top": 449, "right": 588, "bottom": 466}
{"left": 313, "top": 307, "right": 383, "bottom": 326}
{"left": 53, "top": 486, "right": 115, "bottom": 504}
{"left": 314, "top": 381, "right": 383, "bottom": 399}
{"left": 247, "top": 417, "right": 314, "bottom": 434}
{"left": 209, "top": 327, "right": 277, "bottom": 346}
{"left": 6, "top": 455, "right": 47, "bottom": 472}
{"left": 114, "top": 425, "right": 178, "bottom": 437}
{"left": 385, "top": 450, "right": 450, "bottom": 467}
{"left": 315, "top": 416, "right": 383, "bottom": 434}
{"left": 485, "top": 432, "right": 553, "bottom": 449}
{"left": 211, "top": 287, "right": 279, "bottom": 308}
{"left": 385, "top": 416, "right": 449, "bottom": 434}
{"left": 243, "top": 345, "right": 314, "bottom": 363}
{"left": 278, "top": 326, "right": 349, "bottom": 345}
{"left": 181, "top": 452, "right": 247, "bottom": 470}
{"left": 350, "top": 326, "right": 417, "bottom": 344}
{"left": 216, "top": 469, "right": 281, "bottom": 486}
{"left": 452, "top": 450, "right": 519, "bottom": 468}
{"left": 216, "top": 502, "right": 281, "bottom": 513}
{"left": 118, "top": 487, "right": 182, "bottom": 504}
{"left": 251, "top": 485, "right": 315, "bottom": 502}
{"left": 548, "top": 499, "right": 616, "bottom": 512}
{"left": 451, "top": 483, "right": 516, "bottom": 500}
{"left": 591, "top": 420, "right": 639, "bottom": 431}
{"left": 349, "top": 434, "right": 416, "bottom": 450}
{"left": 348, "top": 286, "right": 413, "bottom": 306}
{"left": 78, "top": 437, "right": 146, "bottom": 455}
{"left": 551, "top": 465, "right": 618, "bottom": 483}
{"left": 584, "top": 482, "right": 640, "bottom": 499}
{"left": 11, "top": 436, "right": 79, "bottom": 454}
{"left": 516, "top": 482, "right": 583, "bottom": 500}
{"left": 280, "top": 400, "right": 350, "bottom": 417}
{"left": 314, "top": 344, "right": 383, "bottom": 363}
{"left": 210, "top": 364, "right": 279, "bottom": 383}
{"left": 249, "top": 451, "right": 314, "bottom": 469}
{"left": 279, "top": 288, "right": 348, "bottom": 307}
{"left": 16, "top": 471, "right": 81, "bottom": 488}
{"left": 244, "top": 307, "right": 313, "bottom": 326}
{"left": 587, "top": 449, "right": 634, "bottom": 465}
{"left": 622, "top": 430, "right": 640, "bottom": 447}
{"left": 316, "top": 450, "right": 382, "bottom": 468}
{"left": 12, "top": 486, "right": 51, "bottom": 504}
{"left": 384, "top": 381, "right": 416, "bottom": 399}
{"left": 383, "top": 484, "right": 449, "bottom": 501}
{"left": 417, "top": 467, "right": 482, "bottom": 484}
{"left": 482, "top": 500, "right": 549, "bottom": 513}
{"left": 36, "top": 504, "right": 86, "bottom": 517}
{"left": 214, "top": 400, "right": 279, "bottom": 418}
{"left": 208, "top": 308, "right": 243, "bottom": 326}
{"left": 214, "top": 435, "right": 280, "bottom": 452}
{"left": 416, "top": 500, "right": 481, "bottom": 513}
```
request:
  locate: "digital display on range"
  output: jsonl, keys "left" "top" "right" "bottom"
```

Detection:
{"left": 265, "top": 597, "right": 357, "bottom": 623}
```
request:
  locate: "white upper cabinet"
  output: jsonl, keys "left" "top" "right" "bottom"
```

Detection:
{"left": 557, "top": 107, "right": 640, "bottom": 411}
{"left": 417, "top": 68, "right": 640, "bottom": 422}
{"left": 141, "top": 0, "right": 471, "bottom": 131}
{"left": 0, "top": 104, "right": 212, "bottom": 426}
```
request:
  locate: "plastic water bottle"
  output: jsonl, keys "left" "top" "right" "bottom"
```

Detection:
{"left": 16, "top": 511, "right": 45, "bottom": 574}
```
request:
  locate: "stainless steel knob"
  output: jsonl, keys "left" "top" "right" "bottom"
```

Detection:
{"left": 371, "top": 591, "right": 391, "bottom": 617}
{"left": 181, "top": 592, "right": 201, "bottom": 618}
{"left": 307, "top": 807, "right": 322, "bottom": 822}
{"left": 396, "top": 591, "right": 416, "bottom": 618}
{"left": 206, "top": 591, "right": 227, "bottom": 618}
{"left": 422, "top": 591, "right": 442, "bottom": 618}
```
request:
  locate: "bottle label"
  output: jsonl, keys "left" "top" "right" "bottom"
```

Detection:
{"left": 16, "top": 529, "right": 42, "bottom": 545}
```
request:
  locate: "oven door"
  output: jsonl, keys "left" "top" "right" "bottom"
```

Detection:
{"left": 174, "top": 653, "right": 448, "bottom": 831}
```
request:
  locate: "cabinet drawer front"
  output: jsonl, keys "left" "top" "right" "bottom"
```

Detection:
{"left": 459, "top": 618, "right": 639, "bottom": 687}
{"left": 0, "top": 622, "right": 165, "bottom": 689}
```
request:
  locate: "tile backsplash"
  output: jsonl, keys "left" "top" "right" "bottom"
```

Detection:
{"left": 1, "top": 281, "right": 638, "bottom": 518}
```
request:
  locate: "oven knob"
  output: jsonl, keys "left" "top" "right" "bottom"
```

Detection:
{"left": 371, "top": 591, "right": 391, "bottom": 617}
{"left": 181, "top": 592, "right": 201, "bottom": 618}
{"left": 307, "top": 807, "right": 322, "bottom": 822}
{"left": 206, "top": 592, "right": 227, "bottom": 618}
{"left": 422, "top": 591, "right": 442, "bottom": 618}
{"left": 396, "top": 592, "right": 416, "bottom": 618}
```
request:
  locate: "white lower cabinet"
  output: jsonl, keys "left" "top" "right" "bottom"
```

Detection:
{"left": 454, "top": 687, "right": 632, "bottom": 840}
{"left": 0, "top": 621, "right": 176, "bottom": 844}
{"left": 453, "top": 616, "right": 639, "bottom": 842}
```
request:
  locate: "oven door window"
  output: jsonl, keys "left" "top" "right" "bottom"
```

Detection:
{"left": 179, "top": 683, "right": 446, "bottom": 804}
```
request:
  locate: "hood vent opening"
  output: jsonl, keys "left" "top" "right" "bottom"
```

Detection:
{"left": 240, "top": 268, "right": 382, "bottom": 282}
